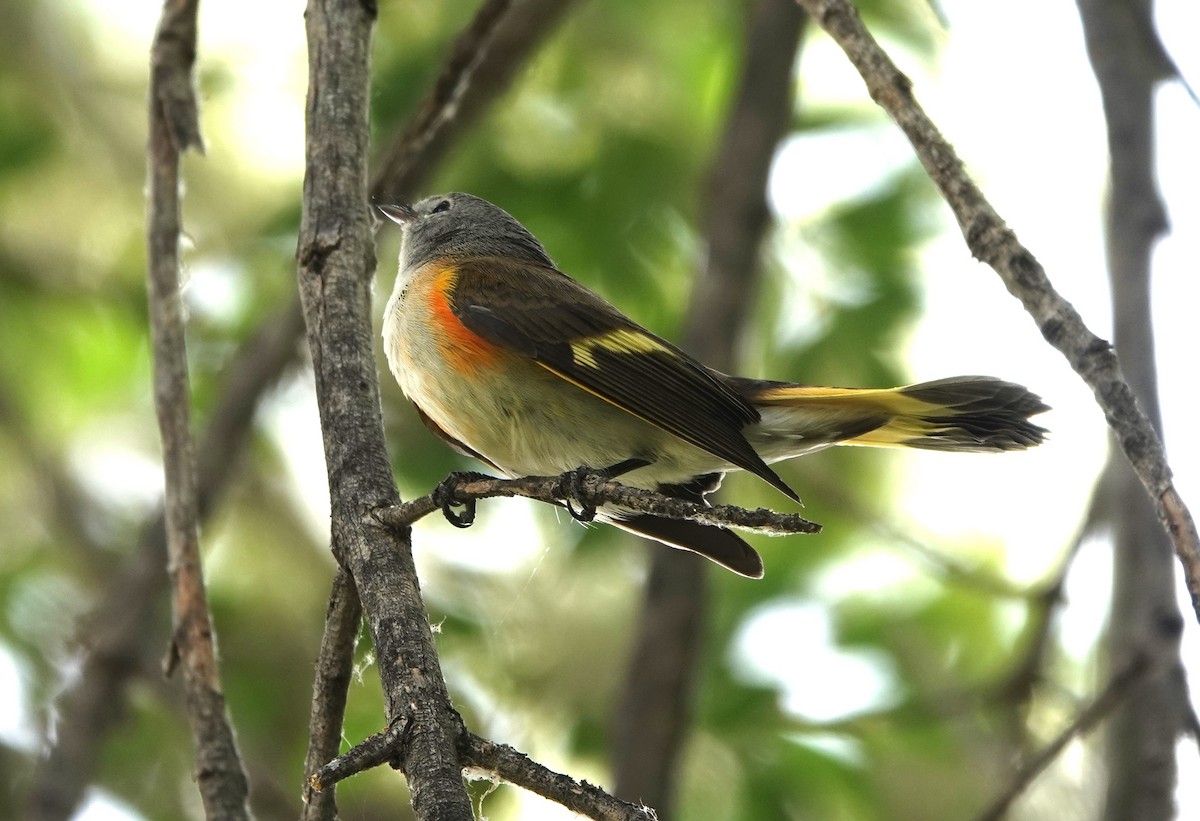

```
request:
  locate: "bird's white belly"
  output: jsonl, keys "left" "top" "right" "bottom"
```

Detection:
{"left": 383, "top": 283, "right": 734, "bottom": 488}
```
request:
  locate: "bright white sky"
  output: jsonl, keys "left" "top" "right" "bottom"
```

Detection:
{"left": 4, "top": 0, "right": 1196, "bottom": 819}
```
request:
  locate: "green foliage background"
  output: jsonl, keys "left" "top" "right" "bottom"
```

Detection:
{"left": 0, "top": 1, "right": 1082, "bottom": 819}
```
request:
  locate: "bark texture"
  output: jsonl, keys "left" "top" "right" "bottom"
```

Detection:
{"left": 144, "top": 0, "right": 254, "bottom": 817}
{"left": 297, "top": 0, "right": 472, "bottom": 817}
{"left": 1076, "top": 1, "right": 1188, "bottom": 818}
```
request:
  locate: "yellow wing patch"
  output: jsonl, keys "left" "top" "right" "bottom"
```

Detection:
{"left": 570, "top": 328, "right": 672, "bottom": 369}
{"left": 753, "top": 384, "right": 939, "bottom": 415}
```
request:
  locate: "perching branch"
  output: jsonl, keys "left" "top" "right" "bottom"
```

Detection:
{"left": 146, "top": 0, "right": 252, "bottom": 818}
{"left": 793, "top": 0, "right": 1200, "bottom": 623}
{"left": 372, "top": 470, "right": 822, "bottom": 538}
{"left": 31, "top": 1, "right": 578, "bottom": 817}
{"left": 462, "top": 735, "right": 658, "bottom": 821}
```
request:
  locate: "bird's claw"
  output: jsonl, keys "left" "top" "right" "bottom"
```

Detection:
{"left": 559, "top": 467, "right": 599, "bottom": 522}
{"left": 432, "top": 471, "right": 492, "bottom": 528}
{"left": 558, "top": 458, "right": 650, "bottom": 523}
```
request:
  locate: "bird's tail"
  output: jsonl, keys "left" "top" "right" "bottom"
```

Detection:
{"left": 738, "top": 375, "right": 1049, "bottom": 455}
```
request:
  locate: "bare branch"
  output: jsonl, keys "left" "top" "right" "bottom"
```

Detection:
{"left": 1076, "top": 2, "right": 1190, "bottom": 815}
{"left": 32, "top": 0, "right": 572, "bottom": 811}
{"left": 371, "top": 0, "right": 513, "bottom": 199}
{"left": 463, "top": 735, "right": 658, "bottom": 821}
{"left": 300, "top": 2, "right": 582, "bottom": 815}
{"left": 300, "top": 570, "right": 362, "bottom": 821}
{"left": 372, "top": 470, "right": 822, "bottom": 537}
{"left": 371, "top": 0, "right": 579, "bottom": 202}
{"left": 308, "top": 716, "right": 409, "bottom": 793}
{"left": 30, "top": 1, "right": 576, "bottom": 816}
{"left": 310, "top": 729, "right": 656, "bottom": 821}
{"left": 975, "top": 653, "right": 1151, "bottom": 821}
{"left": 149, "top": 0, "right": 204, "bottom": 155}
{"left": 298, "top": 0, "right": 472, "bottom": 816}
{"left": 793, "top": 0, "right": 1200, "bottom": 624}
{"left": 146, "top": 0, "right": 251, "bottom": 816}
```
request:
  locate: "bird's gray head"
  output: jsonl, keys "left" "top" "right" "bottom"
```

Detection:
{"left": 379, "top": 193, "right": 555, "bottom": 272}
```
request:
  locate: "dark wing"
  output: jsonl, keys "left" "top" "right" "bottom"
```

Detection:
{"left": 448, "top": 256, "right": 798, "bottom": 501}
{"left": 609, "top": 473, "right": 765, "bottom": 578}
{"left": 614, "top": 514, "right": 764, "bottom": 578}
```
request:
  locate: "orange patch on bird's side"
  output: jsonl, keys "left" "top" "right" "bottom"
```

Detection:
{"left": 426, "top": 264, "right": 503, "bottom": 375}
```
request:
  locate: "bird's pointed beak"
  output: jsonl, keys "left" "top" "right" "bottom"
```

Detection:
{"left": 378, "top": 203, "right": 417, "bottom": 225}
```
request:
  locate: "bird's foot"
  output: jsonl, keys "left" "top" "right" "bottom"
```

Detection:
{"left": 432, "top": 471, "right": 494, "bottom": 528}
{"left": 559, "top": 458, "right": 651, "bottom": 522}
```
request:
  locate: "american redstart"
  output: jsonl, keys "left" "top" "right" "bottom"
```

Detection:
{"left": 379, "top": 193, "right": 1047, "bottom": 578}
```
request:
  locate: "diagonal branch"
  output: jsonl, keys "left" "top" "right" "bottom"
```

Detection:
{"left": 974, "top": 653, "right": 1151, "bottom": 821}
{"left": 793, "top": 0, "right": 1200, "bottom": 624}
{"left": 371, "top": 0, "right": 579, "bottom": 202}
{"left": 371, "top": 0, "right": 513, "bottom": 200}
{"left": 462, "top": 735, "right": 657, "bottom": 821}
{"left": 146, "top": 0, "right": 251, "bottom": 817}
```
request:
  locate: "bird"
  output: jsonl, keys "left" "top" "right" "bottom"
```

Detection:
{"left": 379, "top": 192, "right": 1048, "bottom": 578}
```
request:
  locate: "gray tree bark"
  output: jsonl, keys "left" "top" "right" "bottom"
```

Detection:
{"left": 297, "top": 0, "right": 473, "bottom": 817}
{"left": 1076, "top": 1, "right": 1189, "bottom": 819}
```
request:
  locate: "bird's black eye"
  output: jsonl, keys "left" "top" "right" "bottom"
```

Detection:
{"left": 431, "top": 199, "right": 451, "bottom": 214}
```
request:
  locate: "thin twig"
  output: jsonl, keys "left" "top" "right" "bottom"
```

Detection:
{"left": 308, "top": 716, "right": 409, "bottom": 793}
{"left": 371, "top": 0, "right": 512, "bottom": 200}
{"left": 806, "top": 469, "right": 1041, "bottom": 600}
{"left": 371, "top": 0, "right": 578, "bottom": 202}
{"left": 463, "top": 734, "right": 658, "bottom": 821}
{"left": 990, "top": 484, "right": 1104, "bottom": 707}
{"left": 974, "top": 653, "right": 1151, "bottom": 821}
{"left": 793, "top": 0, "right": 1200, "bottom": 624}
{"left": 372, "top": 471, "right": 822, "bottom": 537}
{"left": 146, "top": 0, "right": 251, "bottom": 817}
